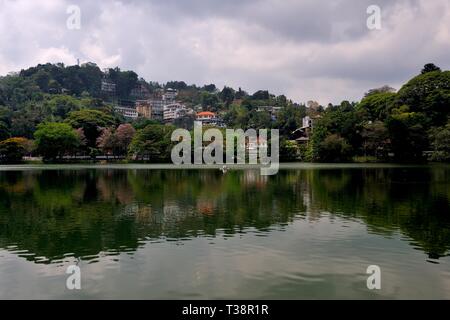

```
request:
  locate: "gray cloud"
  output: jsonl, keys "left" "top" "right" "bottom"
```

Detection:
{"left": 0, "top": 0, "right": 449, "bottom": 104}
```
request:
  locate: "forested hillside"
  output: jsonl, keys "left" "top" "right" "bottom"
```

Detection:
{"left": 0, "top": 62, "right": 449, "bottom": 163}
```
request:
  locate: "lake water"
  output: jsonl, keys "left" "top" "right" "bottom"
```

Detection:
{"left": 0, "top": 164, "right": 449, "bottom": 299}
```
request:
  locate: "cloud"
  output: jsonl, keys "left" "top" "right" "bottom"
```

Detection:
{"left": 0, "top": 0, "right": 449, "bottom": 104}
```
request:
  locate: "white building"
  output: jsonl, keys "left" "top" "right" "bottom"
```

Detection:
{"left": 196, "top": 111, "right": 216, "bottom": 122}
{"left": 302, "top": 116, "right": 313, "bottom": 129}
{"left": 256, "top": 106, "right": 282, "bottom": 113}
{"left": 164, "top": 103, "right": 191, "bottom": 122}
{"left": 101, "top": 79, "right": 116, "bottom": 93}
{"left": 141, "top": 89, "right": 179, "bottom": 121}
{"left": 196, "top": 111, "right": 225, "bottom": 127}
{"left": 247, "top": 137, "right": 268, "bottom": 156}
{"left": 163, "top": 88, "right": 177, "bottom": 102}
{"left": 256, "top": 106, "right": 282, "bottom": 121}
{"left": 114, "top": 106, "right": 138, "bottom": 119}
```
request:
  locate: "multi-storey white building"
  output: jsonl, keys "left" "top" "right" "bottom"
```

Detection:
{"left": 163, "top": 88, "right": 177, "bottom": 102}
{"left": 114, "top": 106, "right": 138, "bottom": 119}
{"left": 163, "top": 103, "right": 192, "bottom": 123}
{"left": 101, "top": 79, "right": 116, "bottom": 93}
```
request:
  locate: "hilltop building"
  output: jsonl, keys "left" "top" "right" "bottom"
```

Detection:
{"left": 256, "top": 105, "right": 282, "bottom": 121}
{"left": 101, "top": 78, "right": 116, "bottom": 93}
{"left": 114, "top": 106, "right": 138, "bottom": 119}
{"left": 196, "top": 111, "right": 225, "bottom": 127}
{"left": 134, "top": 89, "right": 179, "bottom": 121}
{"left": 130, "top": 82, "right": 151, "bottom": 100}
{"left": 163, "top": 88, "right": 177, "bottom": 102}
{"left": 164, "top": 103, "right": 193, "bottom": 123}
{"left": 291, "top": 115, "right": 321, "bottom": 144}
{"left": 136, "top": 100, "right": 153, "bottom": 118}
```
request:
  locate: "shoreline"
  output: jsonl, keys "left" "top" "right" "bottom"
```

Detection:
{"left": 0, "top": 162, "right": 448, "bottom": 171}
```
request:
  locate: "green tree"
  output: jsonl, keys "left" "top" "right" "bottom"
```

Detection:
{"left": 0, "top": 137, "right": 31, "bottom": 163}
{"left": 396, "top": 69, "right": 450, "bottom": 126}
{"left": 361, "top": 121, "right": 390, "bottom": 159}
{"left": 165, "top": 81, "right": 188, "bottom": 90}
{"left": 275, "top": 104, "right": 306, "bottom": 136}
{"left": 357, "top": 91, "right": 396, "bottom": 121}
{"left": 220, "top": 86, "right": 235, "bottom": 107}
{"left": 202, "top": 84, "right": 216, "bottom": 92}
{"left": 128, "top": 124, "right": 175, "bottom": 162}
{"left": 201, "top": 92, "right": 220, "bottom": 110}
{"left": 251, "top": 90, "right": 270, "bottom": 100}
{"left": 224, "top": 104, "right": 249, "bottom": 128}
{"left": 276, "top": 95, "right": 288, "bottom": 107}
{"left": 0, "top": 121, "right": 10, "bottom": 141}
{"left": 0, "top": 106, "right": 12, "bottom": 127}
{"left": 34, "top": 122, "right": 80, "bottom": 161}
{"left": 318, "top": 134, "right": 352, "bottom": 162}
{"left": 10, "top": 104, "right": 49, "bottom": 139}
{"left": 132, "top": 118, "right": 160, "bottom": 130}
{"left": 307, "top": 121, "right": 328, "bottom": 161}
{"left": 45, "top": 94, "right": 83, "bottom": 119}
{"left": 248, "top": 110, "right": 272, "bottom": 129}
{"left": 280, "top": 139, "right": 301, "bottom": 162}
{"left": 386, "top": 107, "right": 428, "bottom": 162}
{"left": 65, "top": 109, "right": 115, "bottom": 149}
{"left": 108, "top": 68, "right": 139, "bottom": 99}
{"left": 421, "top": 63, "right": 441, "bottom": 74}
{"left": 364, "top": 85, "right": 396, "bottom": 97}
{"left": 32, "top": 69, "right": 51, "bottom": 92}
{"left": 312, "top": 102, "right": 362, "bottom": 154}
{"left": 429, "top": 121, "right": 450, "bottom": 161}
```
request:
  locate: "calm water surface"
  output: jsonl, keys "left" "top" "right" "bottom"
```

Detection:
{"left": 0, "top": 164, "right": 449, "bottom": 299}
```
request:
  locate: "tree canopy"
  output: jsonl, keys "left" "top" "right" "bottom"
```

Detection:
{"left": 129, "top": 124, "right": 175, "bottom": 162}
{"left": 34, "top": 122, "right": 80, "bottom": 161}
{"left": 65, "top": 109, "right": 115, "bottom": 149}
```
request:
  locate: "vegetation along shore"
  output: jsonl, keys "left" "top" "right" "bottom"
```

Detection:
{"left": 0, "top": 62, "right": 449, "bottom": 164}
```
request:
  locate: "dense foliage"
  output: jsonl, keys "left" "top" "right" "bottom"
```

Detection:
{"left": 34, "top": 122, "right": 81, "bottom": 161}
{"left": 308, "top": 68, "right": 450, "bottom": 163}
{"left": 0, "top": 62, "right": 448, "bottom": 163}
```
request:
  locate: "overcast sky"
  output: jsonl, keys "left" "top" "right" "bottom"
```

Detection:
{"left": 0, "top": 0, "right": 449, "bottom": 104}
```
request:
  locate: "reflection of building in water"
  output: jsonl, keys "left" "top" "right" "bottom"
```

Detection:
{"left": 134, "top": 205, "right": 153, "bottom": 224}
{"left": 119, "top": 203, "right": 163, "bottom": 225}
{"left": 196, "top": 198, "right": 215, "bottom": 216}
{"left": 299, "top": 171, "right": 321, "bottom": 222}
{"left": 97, "top": 175, "right": 135, "bottom": 204}
{"left": 243, "top": 170, "right": 268, "bottom": 188}
{"left": 303, "top": 190, "right": 311, "bottom": 209}
{"left": 162, "top": 202, "right": 197, "bottom": 222}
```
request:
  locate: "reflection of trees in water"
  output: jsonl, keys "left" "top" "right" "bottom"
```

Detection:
{"left": 0, "top": 167, "right": 449, "bottom": 262}
{"left": 126, "top": 170, "right": 301, "bottom": 237}
{"left": 305, "top": 167, "right": 450, "bottom": 259}
{"left": 0, "top": 170, "right": 303, "bottom": 262}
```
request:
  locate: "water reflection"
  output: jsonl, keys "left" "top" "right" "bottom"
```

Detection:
{"left": 0, "top": 166, "right": 449, "bottom": 264}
